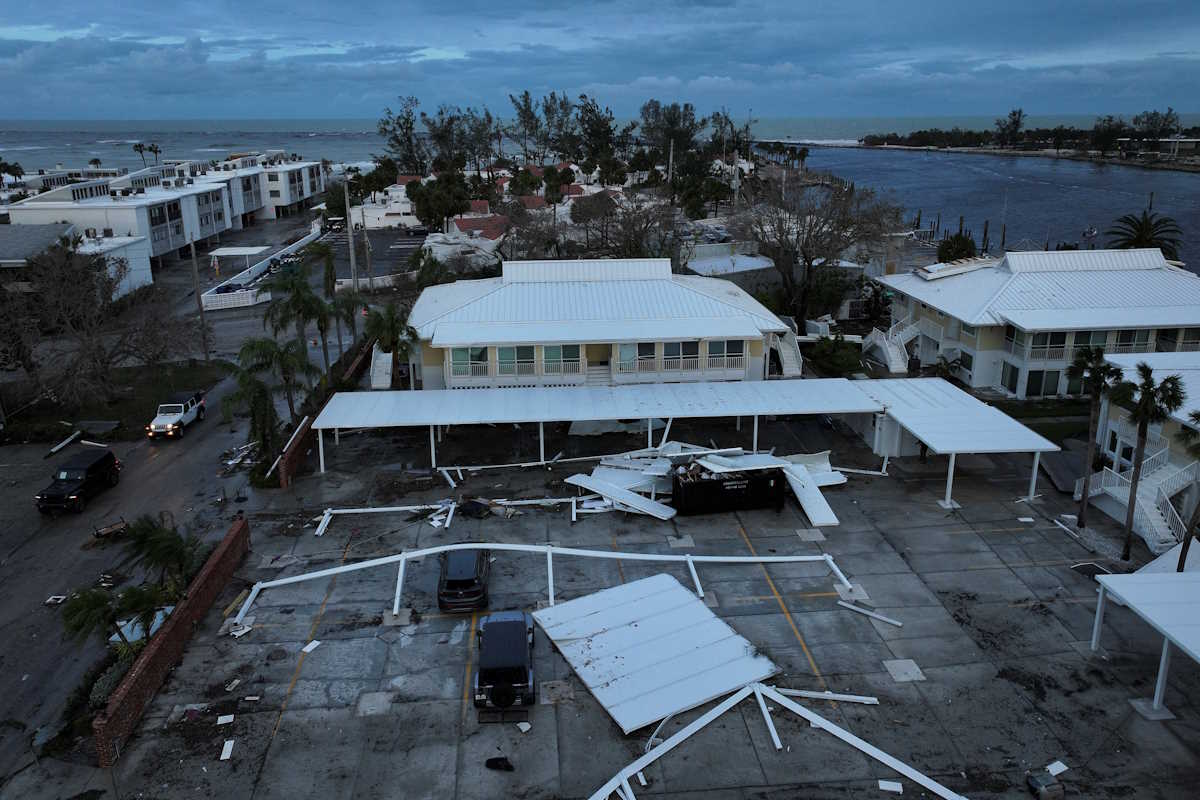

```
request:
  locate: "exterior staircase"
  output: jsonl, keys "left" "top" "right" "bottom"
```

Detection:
{"left": 585, "top": 363, "right": 611, "bottom": 386}
{"left": 863, "top": 319, "right": 919, "bottom": 374}
{"left": 369, "top": 344, "right": 392, "bottom": 390}
{"left": 775, "top": 329, "right": 804, "bottom": 378}
{"left": 1075, "top": 447, "right": 1199, "bottom": 554}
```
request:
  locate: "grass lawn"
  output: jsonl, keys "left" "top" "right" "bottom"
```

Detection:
{"left": 2, "top": 360, "right": 233, "bottom": 443}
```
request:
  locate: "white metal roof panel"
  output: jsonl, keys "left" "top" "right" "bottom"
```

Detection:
{"left": 857, "top": 378, "right": 1059, "bottom": 454}
{"left": 312, "top": 379, "right": 884, "bottom": 430}
{"left": 532, "top": 574, "right": 778, "bottom": 733}
{"left": 209, "top": 246, "right": 271, "bottom": 256}
{"left": 1097, "top": 572, "right": 1200, "bottom": 664}
{"left": 430, "top": 317, "right": 764, "bottom": 346}
{"left": 1105, "top": 352, "right": 1200, "bottom": 427}
{"left": 502, "top": 258, "right": 671, "bottom": 282}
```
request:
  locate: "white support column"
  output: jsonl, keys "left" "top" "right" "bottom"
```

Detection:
{"left": 938, "top": 452, "right": 959, "bottom": 509}
{"left": 437, "top": 424, "right": 442, "bottom": 443}
{"left": 392, "top": 557, "right": 406, "bottom": 616}
{"left": 318, "top": 429, "right": 325, "bottom": 473}
{"left": 334, "top": 427, "right": 339, "bottom": 445}
{"left": 539, "top": 421, "right": 545, "bottom": 464}
{"left": 1090, "top": 584, "right": 1107, "bottom": 651}
{"left": 1152, "top": 638, "right": 1171, "bottom": 710}
{"left": 647, "top": 418, "right": 652, "bottom": 448}
{"left": 659, "top": 418, "right": 673, "bottom": 448}
{"left": 752, "top": 415, "right": 759, "bottom": 451}
{"left": 429, "top": 425, "right": 437, "bottom": 470}
{"left": 685, "top": 555, "right": 704, "bottom": 597}
{"left": 546, "top": 546, "right": 555, "bottom": 606}
{"left": 753, "top": 685, "right": 783, "bottom": 751}
{"left": 1027, "top": 452, "right": 1040, "bottom": 502}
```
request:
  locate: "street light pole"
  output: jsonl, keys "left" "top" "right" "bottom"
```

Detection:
{"left": 189, "top": 240, "right": 211, "bottom": 363}
{"left": 344, "top": 179, "right": 358, "bottom": 292}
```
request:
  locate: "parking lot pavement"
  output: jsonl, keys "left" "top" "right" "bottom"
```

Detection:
{"left": 320, "top": 228, "right": 426, "bottom": 280}
{"left": 11, "top": 417, "right": 1200, "bottom": 798}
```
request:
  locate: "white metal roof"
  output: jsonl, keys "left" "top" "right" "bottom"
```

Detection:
{"left": 686, "top": 254, "right": 774, "bottom": 276}
{"left": 1105, "top": 351, "right": 1200, "bottom": 428}
{"left": 532, "top": 574, "right": 778, "bottom": 734}
{"left": 408, "top": 258, "right": 788, "bottom": 346}
{"left": 209, "top": 246, "right": 271, "bottom": 257}
{"left": 1097, "top": 572, "right": 1200, "bottom": 664}
{"left": 880, "top": 248, "right": 1200, "bottom": 331}
{"left": 430, "top": 317, "right": 764, "bottom": 347}
{"left": 856, "top": 378, "right": 1060, "bottom": 454}
{"left": 312, "top": 379, "right": 884, "bottom": 430}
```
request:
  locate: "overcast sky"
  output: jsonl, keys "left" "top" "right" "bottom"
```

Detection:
{"left": 1, "top": 0, "right": 1197, "bottom": 119}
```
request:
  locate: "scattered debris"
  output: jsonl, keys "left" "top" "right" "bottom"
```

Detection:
{"left": 1027, "top": 771, "right": 1064, "bottom": 798}
{"left": 301, "top": 640, "right": 321, "bottom": 653}
{"left": 46, "top": 430, "right": 82, "bottom": 458}
{"left": 93, "top": 517, "right": 128, "bottom": 540}
{"left": 774, "top": 687, "right": 879, "bottom": 705}
{"left": 484, "top": 756, "right": 514, "bottom": 772}
{"left": 219, "top": 443, "right": 260, "bottom": 476}
{"left": 1046, "top": 760, "right": 1068, "bottom": 777}
{"left": 838, "top": 601, "right": 902, "bottom": 627}
{"left": 243, "top": 696, "right": 260, "bottom": 702}
{"left": 224, "top": 678, "right": 241, "bottom": 692}
{"left": 1018, "top": 517, "right": 1035, "bottom": 523}
{"left": 879, "top": 779, "right": 903, "bottom": 794}
{"left": 516, "top": 721, "right": 532, "bottom": 733}
{"left": 44, "top": 595, "right": 67, "bottom": 606}
{"left": 219, "top": 740, "right": 234, "bottom": 761}
{"left": 216, "top": 714, "right": 234, "bottom": 726}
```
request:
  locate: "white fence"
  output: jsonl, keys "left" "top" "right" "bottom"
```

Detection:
{"left": 201, "top": 221, "right": 323, "bottom": 310}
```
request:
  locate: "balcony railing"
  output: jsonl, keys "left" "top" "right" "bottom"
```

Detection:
{"left": 451, "top": 362, "right": 489, "bottom": 377}
{"left": 543, "top": 360, "right": 582, "bottom": 375}
{"left": 1028, "top": 346, "right": 1068, "bottom": 361}
{"left": 498, "top": 361, "right": 537, "bottom": 376}
{"left": 1107, "top": 341, "right": 1153, "bottom": 354}
{"left": 662, "top": 356, "right": 700, "bottom": 371}
{"left": 707, "top": 355, "right": 746, "bottom": 370}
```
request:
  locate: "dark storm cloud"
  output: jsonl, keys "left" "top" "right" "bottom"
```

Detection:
{"left": 0, "top": 0, "right": 1196, "bottom": 118}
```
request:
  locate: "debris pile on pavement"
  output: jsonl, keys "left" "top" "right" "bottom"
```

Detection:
{"left": 219, "top": 443, "right": 259, "bottom": 476}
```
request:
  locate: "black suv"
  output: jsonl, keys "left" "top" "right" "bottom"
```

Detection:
{"left": 36, "top": 449, "right": 122, "bottom": 513}
{"left": 437, "top": 550, "right": 490, "bottom": 612}
{"left": 473, "top": 611, "right": 536, "bottom": 709}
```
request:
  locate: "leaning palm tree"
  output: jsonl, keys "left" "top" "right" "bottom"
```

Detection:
{"left": 121, "top": 516, "right": 203, "bottom": 598}
{"left": 1112, "top": 363, "right": 1186, "bottom": 560}
{"left": 1105, "top": 210, "right": 1183, "bottom": 260}
{"left": 147, "top": 143, "right": 161, "bottom": 165}
{"left": 365, "top": 302, "right": 419, "bottom": 388}
{"left": 132, "top": 143, "right": 147, "bottom": 167}
{"left": 1174, "top": 410, "right": 1200, "bottom": 572}
{"left": 88, "top": 158, "right": 102, "bottom": 169}
{"left": 262, "top": 262, "right": 323, "bottom": 355}
{"left": 1067, "top": 347, "right": 1124, "bottom": 531}
{"left": 62, "top": 588, "right": 131, "bottom": 647}
{"left": 239, "top": 337, "right": 318, "bottom": 420}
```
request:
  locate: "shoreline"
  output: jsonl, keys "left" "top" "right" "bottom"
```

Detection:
{"left": 755, "top": 139, "right": 1200, "bottom": 174}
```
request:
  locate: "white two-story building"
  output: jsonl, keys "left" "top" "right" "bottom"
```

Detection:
{"left": 405, "top": 258, "right": 804, "bottom": 390}
{"left": 260, "top": 155, "right": 325, "bottom": 219}
{"left": 870, "top": 249, "right": 1200, "bottom": 399}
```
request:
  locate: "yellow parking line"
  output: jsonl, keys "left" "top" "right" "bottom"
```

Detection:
{"left": 737, "top": 523, "right": 828, "bottom": 690}
{"left": 461, "top": 610, "right": 479, "bottom": 722}
{"left": 611, "top": 535, "right": 626, "bottom": 584}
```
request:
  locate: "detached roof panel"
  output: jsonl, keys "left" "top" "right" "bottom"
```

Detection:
{"left": 1097, "top": 573, "right": 1200, "bottom": 664}
{"left": 532, "top": 574, "right": 778, "bottom": 734}
{"left": 312, "top": 379, "right": 884, "bottom": 430}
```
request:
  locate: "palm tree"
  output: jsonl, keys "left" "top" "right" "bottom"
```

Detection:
{"left": 132, "top": 143, "right": 147, "bottom": 167}
{"left": 1112, "top": 363, "right": 1186, "bottom": 560}
{"left": 306, "top": 242, "right": 344, "bottom": 357}
{"left": 334, "top": 290, "right": 365, "bottom": 342}
{"left": 62, "top": 588, "right": 131, "bottom": 647}
{"left": 797, "top": 146, "right": 809, "bottom": 172}
{"left": 239, "top": 337, "right": 317, "bottom": 420}
{"left": 225, "top": 363, "right": 282, "bottom": 453}
{"left": 121, "top": 516, "right": 203, "bottom": 598}
{"left": 262, "top": 262, "right": 322, "bottom": 354}
{"left": 1174, "top": 411, "right": 1200, "bottom": 572}
{"left": 1105, "top": 210, "right": 1183, "bottom": 260}
{"left": 312, "top": 300, "right": 333, "bottom": 378}
{"left": 365, "top": 302, "right": 419, "bottom": 388}
{"left": 1067, "top": 347, "right": 1124, "bottom": 531}
{"left": 147, "top": 143, "right": 162, "bottom": 165}
{"left": 88, "top": 158, "right": 102, "bottom": 169}
{"left": 116, "top": 584, "right": 168, "bottom": 641}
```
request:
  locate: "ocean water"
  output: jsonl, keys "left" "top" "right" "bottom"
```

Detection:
{"left": 2, "top": 116, "right": 1198, "bottom": 260}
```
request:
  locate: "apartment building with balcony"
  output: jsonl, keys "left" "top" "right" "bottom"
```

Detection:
{"left": 260, "top": 156, "right": 325, "bottom": 219}
{"left": 869, "top": 249, "right": 1200, "bottom": 399}
{"left": 1075, "top": 351, "right": 1200, "bottom": 554}
{"left": 405, "top": 258, "right": 804, "bottom": 390}
{"left": 6, "top": 172, "right": 232, "bottom": 260}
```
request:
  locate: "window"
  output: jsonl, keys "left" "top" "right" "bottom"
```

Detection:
{"left": 1066, "top": 373, "right": 1083, "bottom": 395}
{"left": 1026, "top": 369, "right": 1060, "bottom": 397}
{"left": 242, "top": 177, "right": 253, "bottom": 191}
{"left": 958, "top": 351, "right": 973, "bottom": 371}
{"left": 200, "top": 214, "right": 210, "bottom": 226}
{"left": 1001, "top": 361, "right": 1019, "bottom": 394}
{"left": 167, "top": 201, "right": 181, "bottom": 221}
{"left": 1116, "top": 330, "right": 1150, "bottom": 350}
{"left": 149, "top": 205, "right": 167, "bottom": 226}
{"left": 1108, "top": 431, "right": 1118, "bottom": 453}
{"left": 1185, "top": 329, "right": 1200, "bottom": 344}
{"left": 708, "top": 340, "right": 744, "bottom": 367}
{"left": 451, "top": 347, "right": 488, "bottom": 377}
{"left": 267, "top": 173, "right": 279, "bottom": 182}
{"left": 543, "top": 344, "right": 580, "bottom": 374}
{"left": 269, "top": 190, "right": 280, "bottom": 198}
{"left": 497, "top": 345, "right": 535, "bottom": 375}
{"left": 960, "top": 323, "right": 977, "bottom": 337}
{"left": 215, "top": 211, "right": 223, "bottom": 222}
{"left": 619, "top": 343, "right": 656, "bottom": 371}
{"left": 663, "top": 341, "right": 699, "bottom": 369}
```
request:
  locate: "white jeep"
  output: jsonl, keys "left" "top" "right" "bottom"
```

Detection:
{"left": 146, "top": 392, "right": 206, "bottom": 439}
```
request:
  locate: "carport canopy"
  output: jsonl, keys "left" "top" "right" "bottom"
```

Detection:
{"left": 311, "top": 379, "right": 884, "bottom": 471}
{"left": 855, "top": 379, "right": 1060, "bottom": 508}
{"left": 1091, "top": 572, "right": 1200, "bottom": 719}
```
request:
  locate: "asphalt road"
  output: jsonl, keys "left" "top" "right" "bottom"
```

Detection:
{"left": 0, "top": 377, "right": 253, "bottom": 784}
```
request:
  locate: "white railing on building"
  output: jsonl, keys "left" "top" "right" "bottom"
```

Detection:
{"left": 917, "top": 317, "right": 943, "bottom": 343}
{"left": 451, "top": 362, "right": 490, "bottom": 377}
{"left": 662, "top": 356, "right": 700, "bottom": 371}
{"left": 707, "top": 355, "right": 746, "bottom": 370}
{"left": 201, "top": 221, "right": 322, "bottom": 310}
{"left": 1158, "top": 487, "right": 1189, "bottom": 543}
{"left": 543, "top": 360, "right": 582, "bottom": 375}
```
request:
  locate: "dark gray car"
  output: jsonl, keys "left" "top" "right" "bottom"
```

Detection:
{"left": 473, "top": 611, "right": 536, "bottom": 709}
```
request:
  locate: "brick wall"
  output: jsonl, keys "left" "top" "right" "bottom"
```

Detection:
{"left": 278, "top": 336, "right": 376, "bottom": 488}
{"left": 92, "top": 516, "right": 251, "bottom": 768}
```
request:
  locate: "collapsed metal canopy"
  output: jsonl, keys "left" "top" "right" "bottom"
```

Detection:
{"left": 533, "top": 574, "right": 778, "bottom": 734}
{"left": 311, "top": 379, "right": 885, "bottom": 430}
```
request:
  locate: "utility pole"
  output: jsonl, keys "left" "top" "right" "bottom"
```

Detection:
{"left": 344, "top": 179, "right": 358, "bottom": 292}
{"left": 668, "top": 139, "right": 674, "bottom": 185}
{"left": 361, "top": 205, "right": 374, "bottom": 291}
{"left": 189, "top": 240, "right": 211, "bottom": 362}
